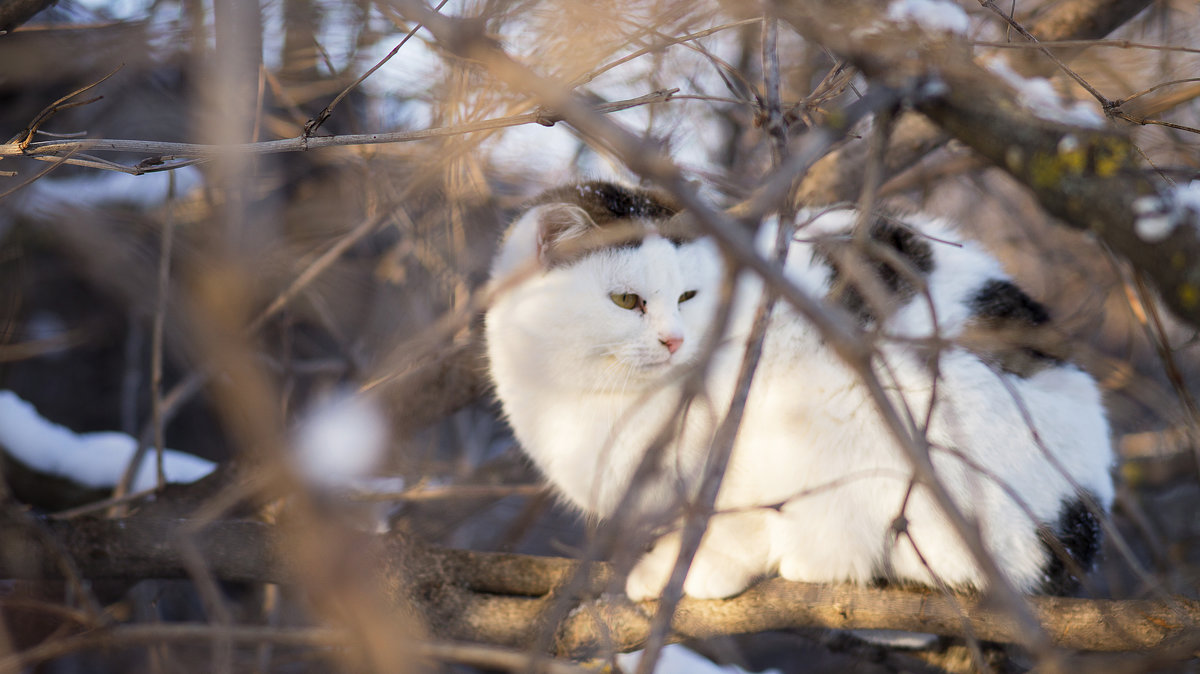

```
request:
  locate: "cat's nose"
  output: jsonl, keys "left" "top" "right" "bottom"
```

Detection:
{"left": 660, "top": 335, "right": 683, "bottom": 354}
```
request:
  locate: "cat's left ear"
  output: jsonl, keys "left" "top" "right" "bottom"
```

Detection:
{"left": 533, "top": 203, "right": 597, "bottom": 266}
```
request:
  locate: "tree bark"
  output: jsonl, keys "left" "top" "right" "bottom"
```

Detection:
{"left": 774, "top": 0, "right": 1200, "bottom": 330}
{"left": 0, "top": 0, "right": 54, "bottom": 33}
{"left": 3, "top": 513, "right": 1198, "bottom": 658}
{"left": 792, "top": 0, "right": 1155, "bottom": 207}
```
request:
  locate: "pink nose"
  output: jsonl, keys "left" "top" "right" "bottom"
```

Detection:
{"left": 660, "top": 336, "right": 683, "bottom": 354}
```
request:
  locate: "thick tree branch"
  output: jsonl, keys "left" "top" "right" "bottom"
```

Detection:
{"left": 0, "top": 624, "right": 592, "bottom": 674}
{"left": 2, "top": 514, "right": 1198, "bottom": 658}
{"left": 794, "top": 0, "right": 1155, "bottom": 206}
{"left": 774, "top": 0, "right": 1200, "bottom": 330}
{"left": 0, "top": 0, "right": 53, "bottom": 33}
{"left": 1009, "top": 0, "right": 1154, "bottom": 68}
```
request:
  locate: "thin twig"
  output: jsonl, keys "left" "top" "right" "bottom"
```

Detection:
{"left": 1131, "top": 271, "right": 1200, "bottom": 485}
{"left": 304, "top": 0, "right": 452, "bottom": 136}
{"left": 0, "top": 147, "right": 80, "bottom": 201}
{"left": 1, "top": 89, "right": 677, "bottom": 173}
{"left": 12, "top": 64, "right": 122, "bottom": 148}
{"left": 761, "top": 16, "right": 788, "bottom": 162}
{"left": 153, "top": 171, "right": 177, "bottom": 488}
{"left": 1111, "top": 113, "right": 1200, "bottom": 135}
{"left": 978, "top": 0, "right": 1111, "bottom": 107}
{"left": 1115, "top": 78, "right": 1200, "bottom": 106}
{"left": 975, "top": 38, "right": 1200, "bottom": 55}
{"left": 110, "top": 172, "right": 178, "bottom": 504}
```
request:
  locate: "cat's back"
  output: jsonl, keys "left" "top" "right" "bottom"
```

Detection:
{"left": 727, "top": 209, "right": 1112, "bottom": 590}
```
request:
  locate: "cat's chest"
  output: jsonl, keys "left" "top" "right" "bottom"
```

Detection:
{"left": 515, "top": 384, "right": 716, "bottom": 516}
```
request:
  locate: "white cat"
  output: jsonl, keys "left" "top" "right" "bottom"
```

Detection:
{"left": 485, "top": 181, "right": 1113, "bottom": 601}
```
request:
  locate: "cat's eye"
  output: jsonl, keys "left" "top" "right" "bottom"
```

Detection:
{"left": 611, "top": 293, "right": 643, "bottom": 311}
{"left": 679, "top": 290, "right": 697, "bottom": 303}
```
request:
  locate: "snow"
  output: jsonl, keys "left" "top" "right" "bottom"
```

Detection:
{"left": 25, "top": 166, "right": 204, "bottom": 211}
{"left": 850, "top": 629, "right": 938, "bottom": 648}
{"left": 291, "top": 390, "right": 389, "bottom": 490}
{"left": 68, "top": 0, "right": 154, "bottom": 20}
{"left": 986, "top": 58, "right": 1105, "bottom": 128}
{"left": 886, "top": 0, "right": 970, "bottom": 35}
{"left": 616, "top": 644, "right": 781, "bottom": 674}
{"left": 1133, "top": 180, "right": 1200, "bottom": 243}
{"left": 0, "top": 390, "right": 216, "bottom": 491}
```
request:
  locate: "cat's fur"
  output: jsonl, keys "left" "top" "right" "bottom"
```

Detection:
{"left": 485, "top": 181, "right": 1113, "bottom": 600}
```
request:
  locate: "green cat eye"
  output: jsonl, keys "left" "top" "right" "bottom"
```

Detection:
{"left": 611, "top": 293, "right": 643, "bottom": 310}
{"left": 679, "top": 290, "right": 697, "bottom": 303}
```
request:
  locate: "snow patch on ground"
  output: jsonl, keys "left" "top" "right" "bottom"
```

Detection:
{"left": 616, "top": 644, "right": 781, "bottom": 674}
{"left": 0, "top": 390, "right": 215, "bottom": 491}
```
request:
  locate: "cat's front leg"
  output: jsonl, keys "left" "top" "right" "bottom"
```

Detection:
{"left": 625, "top": 511, "right": 773, "bottom": 601}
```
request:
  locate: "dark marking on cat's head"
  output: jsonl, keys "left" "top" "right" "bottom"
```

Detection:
{"left": 971, "top": 280, "right": 1049, "bottom": 326}
{"left": 526, "top": 182, "right": 694, "bottom": 267}
{"left": 1038, "top": 495, "right": 1103, "bottom": 595}
{"left": 816, "top": 214, "right": 935, "bottom": 324}
{"left": 533, "top": 181, "right": 678, "bottom": 224}
{"left": 961, "top": 279, "right": 1064, "bottom": 378}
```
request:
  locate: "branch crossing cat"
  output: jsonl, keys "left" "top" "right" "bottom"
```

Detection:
{"left": 485, "top": 181, "right": 1113, "bottom": 600}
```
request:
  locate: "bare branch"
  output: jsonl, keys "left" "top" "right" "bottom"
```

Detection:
{"left": 303, "top": 0, "right": 452, "bottom": 136}
{"left": 0, "top": 89, "right": 678, "bottom": 175}
{"left": 775, "top": 0, "right": 1200, "bottom": 330}
{"left": 794, "top": 0, "right": 1156, "bottom": 206}
{"left": 0, "top": 0, "right": 53, "bottom": 33}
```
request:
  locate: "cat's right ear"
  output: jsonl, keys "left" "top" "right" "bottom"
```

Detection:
{"left": 533, "top": 203, "right": 597, "bottom": 267}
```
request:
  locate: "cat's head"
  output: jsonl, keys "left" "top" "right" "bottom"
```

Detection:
{"left": 487, "top": 182, "right": 722, "bottom": 392}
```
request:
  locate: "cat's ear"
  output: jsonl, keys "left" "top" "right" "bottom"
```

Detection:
{"left": 534, "top": 203, "right": 597, "bottom": 266}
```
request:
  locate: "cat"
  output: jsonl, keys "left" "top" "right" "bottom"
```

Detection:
{"left": 484, "top": 181, "right": 1114, "bottom": 601}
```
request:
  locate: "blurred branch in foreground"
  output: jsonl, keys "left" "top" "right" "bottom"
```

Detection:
{"left": 0, "top": 0, "right": 53, "bottom": 33}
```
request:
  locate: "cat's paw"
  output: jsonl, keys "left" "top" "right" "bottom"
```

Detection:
{"left": 680, "top": 556, "right": 758, "bottom": 599}
{"left": 779, "top": 550, "right": 871, "bottom": 585}
{"left": 626, "top": 541, "right": 761, "bottom": 601}
{"left": 625, "top": 543, "right": 676, "bottom": 601}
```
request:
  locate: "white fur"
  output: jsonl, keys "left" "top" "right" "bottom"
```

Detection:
{"left": 485, "top": 205, "right": 1114, "bottom": 600}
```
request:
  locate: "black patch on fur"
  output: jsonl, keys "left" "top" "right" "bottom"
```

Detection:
{"left": 964, "top": 280, "right": 1063, "bottom": 377}
{"left": 532, "top": 181, "right": 678, "bottom": 227}
{"left": 819, "top": 215, "right": 935, "bottom": 323}
{"left": 526, "top": 182, "right": 698, "bottom": 266}
{"left": 970, "top": 280, "right": 1049, "bottom": 326}
{"left": 1038, "top": 496, "right": 1103, "bottom": 595}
